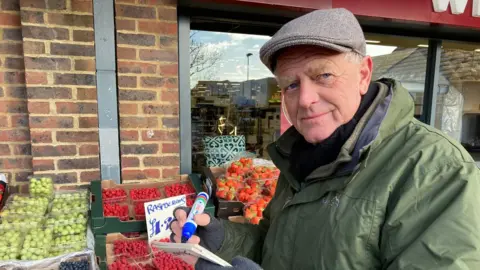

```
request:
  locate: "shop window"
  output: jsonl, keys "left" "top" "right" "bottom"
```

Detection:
{"left": 190, "top": 31, "right": 278, "bottom": 172}
{"left": 367, "top": 34, "right": 429, "bottom": 119}
{"left": 432, "top": 41, "right": 480, "bottom": 165}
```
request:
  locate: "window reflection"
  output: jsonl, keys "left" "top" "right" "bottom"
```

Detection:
{"left": 368, "top": 34, "right": 429, "bottom": 119}
{"left": 434, "top": 41, "right": 480, "bottom": 165}
{"left": 190, "top": 31, "right": 279, "bottom": 172}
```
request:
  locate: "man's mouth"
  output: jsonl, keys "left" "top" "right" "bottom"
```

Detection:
{"left": 301, "top": 111, "right": 331, "bottom": 121}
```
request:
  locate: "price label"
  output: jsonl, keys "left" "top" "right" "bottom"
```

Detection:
{"left": 144, "top": 195, "right": 187, "bottom": 243}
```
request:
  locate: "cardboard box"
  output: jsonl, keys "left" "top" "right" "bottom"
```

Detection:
{"left": 92, "top": 176, "right": 189, "bottom": 222}
{"left": 105, "top": 232, "right": 148, "bottom": 266}
{"left": 90, "top": 174, "right": 215, "bottom": 234}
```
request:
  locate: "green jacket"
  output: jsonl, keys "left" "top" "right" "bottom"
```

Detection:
{"left": 215, "top": 79, "right": 480, "bottom": 270}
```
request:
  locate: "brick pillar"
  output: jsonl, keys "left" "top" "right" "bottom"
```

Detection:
{"left": 19, "top": 0, "right": 100, "bottom": 185}
{"left": 0, "top": 0, "right": 33, "bottom": 184}
{"left": 115, "top": 0, "right": 180, "bottom": 181}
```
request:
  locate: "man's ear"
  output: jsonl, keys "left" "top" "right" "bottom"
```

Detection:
{"left": 359, "top": 56, "right": 373, "bottom": 95}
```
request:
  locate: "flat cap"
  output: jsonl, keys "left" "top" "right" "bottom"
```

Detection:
{"left": 260, "top": 8, "right": 366, "bottom": 72}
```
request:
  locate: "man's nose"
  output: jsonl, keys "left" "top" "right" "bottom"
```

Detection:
{"left": 298, "top": 78, "right": 319, "bottom": 108}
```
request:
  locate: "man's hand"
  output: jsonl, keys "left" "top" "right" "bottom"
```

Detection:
{"left": 196, "top": 256, "right": 263, "bottom": 270}
{"left": 169, "top": 207, "right": 225, "bottom": 266}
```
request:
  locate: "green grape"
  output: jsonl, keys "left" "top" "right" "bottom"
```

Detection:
{"left": 29, "top": 177, "right": 54, "bottom": 198}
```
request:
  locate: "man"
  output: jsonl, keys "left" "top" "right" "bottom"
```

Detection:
{"left": 171, "top": 8, "right": 480, "bottom": 270}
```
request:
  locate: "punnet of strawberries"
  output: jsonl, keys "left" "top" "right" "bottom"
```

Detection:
{"left": 215, "top": 158, "right": 280, "bottom": 203}
{"left": 243, "top": 196, "right": 272, "bottom": 225}
{"left": 214, "top": 157, "right": 280, "bottom": 225}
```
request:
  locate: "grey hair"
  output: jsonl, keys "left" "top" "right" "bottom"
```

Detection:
{"left": 344, "top": 51, "right": 363, "bottom": 63}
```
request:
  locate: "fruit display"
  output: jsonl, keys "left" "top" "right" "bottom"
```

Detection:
{"left": 134, "top": 202, "right": 146, "bottom": 220}
{"left": 102, "top": 188, "right": 127, "bottom": 203}
{"left": 20, "top": 228, "right": 54, "bottom": 260}
{"left": 51, "top": 234, "right": 87, "bottom": 256}
{"left": 215, "top": 158, "right": 280, "bottom": 205}
{"left": 244, "top": 166, "right": 280, "bottom": 183}
{"left": 55, "top": 190, "right": 89, "bottom": 202}
{"left": 164, "top": 183, "right": 196, "bottom": 206}
{"left": 0, "top": 187, "right": 91, "bottom": 263}
{"left": 236, "top": 181, "right": 262, "bottom": 203}
{"left": 53, "top": 234, "right": 87, "bottom": 248}
{"left": 109, "top": 257, "right": 156, "bottom": 270}
{"left": 29, "top": 177, "right": 54, "bottom": 198}
{"left": 51, "top": 193, "right": 89, "bottom": 215}
{"left": 113, "top": 239, "right": 149, "bottom": 259}
{"left": 59, "top": 260, "right": 90, "bottom": 270}
{"left": 130, "top": 188, "right": 162, "bottom": 202}
{"left": 104, "top": 203, "right": 129, "bottom": 221}
{"left": 0, "top": 230, "right": 23, "bottom": 260}
{"left": 243, "top": 196, "right": 271, "bottom": 225}
{"left": 226, "top": 157, "right": 253, "bottom": 175}
{"left": 0, "top": 216, "right": 44, "bottom": 231}
{"left": 47, "top": 214, "right": 87, "bottom": 236}
{"left": 153, "top": 251, "right": 194, "bottom": 270}
{"left": 2, "top": 195, "right": 49, "bottom": 217}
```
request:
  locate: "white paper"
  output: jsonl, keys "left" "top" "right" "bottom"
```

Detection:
{"left": 144, "top": 195, "right": 187, "bottom": 243}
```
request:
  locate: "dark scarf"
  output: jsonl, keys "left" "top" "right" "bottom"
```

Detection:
{"left": 288, "top": 85, "right": 379, "bottom": 181}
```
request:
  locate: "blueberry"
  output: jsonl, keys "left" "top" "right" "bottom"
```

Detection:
{"left": 59, "top": 259, "right": 89, "bottom": 270}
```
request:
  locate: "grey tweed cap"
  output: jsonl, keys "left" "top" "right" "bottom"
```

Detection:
{"left": 260, "top": 8, "right": 366, "bottom": 72}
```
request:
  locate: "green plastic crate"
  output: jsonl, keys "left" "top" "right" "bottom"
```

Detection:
{"left": 90, "top": 174, "right": 215, "bottom": 234}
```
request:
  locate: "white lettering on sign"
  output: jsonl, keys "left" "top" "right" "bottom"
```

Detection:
{"left": 432, "top": 0, "right": 480, "bottom": 16}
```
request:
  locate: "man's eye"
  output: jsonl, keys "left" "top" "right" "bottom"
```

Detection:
{"left": 284, "top": 82, "right": 299, "bottom": 92}
{"left": 317, "top": 73, "right": 333, "bottom": 80}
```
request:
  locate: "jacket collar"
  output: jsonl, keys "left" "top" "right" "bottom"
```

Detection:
{"left": 268, "top": 78, "right": 414, "bottom": 190}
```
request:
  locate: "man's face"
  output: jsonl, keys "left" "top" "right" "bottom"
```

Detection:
{"left": 275, "top": 46, "right": 373, "bottom": 144}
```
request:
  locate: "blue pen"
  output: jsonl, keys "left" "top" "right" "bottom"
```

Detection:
{"left": 182, "top": 192, "right": 209, "bottom": 243}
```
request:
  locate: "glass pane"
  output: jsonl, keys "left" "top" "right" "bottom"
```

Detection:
{"left": 367, "top": 34, "right": 429, "bottom": 119}
{"left": 190, "top": 31, "right": 279, "bottom": 172}
{"left": 434, "top": 41, "right": 480, "bottom": 166}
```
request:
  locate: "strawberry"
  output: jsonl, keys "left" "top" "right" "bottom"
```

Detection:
{"left": 226, "top": 192, "right": 235, "bottom": 201}
{"left": 216, "top": 190, "right": 226, "bottom": 199}
{"left": 251, "top": 217, "right": 261, "bottom": 225}
{"left": 245, "top": 209, "right": 256, "bottom": 219}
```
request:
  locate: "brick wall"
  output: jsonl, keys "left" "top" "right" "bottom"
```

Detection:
{"left": 0, "top": 0, "right": 33, "bottom": 183}
{"left": 19, "top": 0, "right": 100, "bottom": 185}
{"left": 0, "top": 0, "right": 180, "bottom": 186}
{"left": 115, "top": 0, "right": 180, "bottom": 181}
